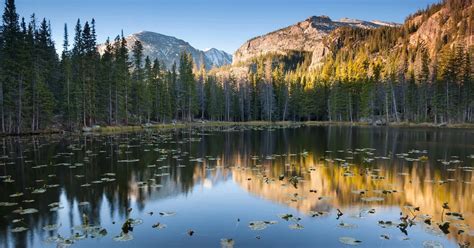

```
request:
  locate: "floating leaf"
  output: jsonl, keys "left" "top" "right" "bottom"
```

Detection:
{"left": 43, "top": 223, "right": 61, "bottom": 231}
{"left": 32, "top": 188, "right": 46, "bottom": 194}
{"left": 78, "top": 201, "right": 90, "bottom": 206}
{"left": 422, "top": 240, "right": 444, "bottom": 248}
{"left": 220, "top": 238, "right": 234, "bottom": 248}
{"left": 361, "top": 197, "right": 384, "bottom": 202}
{"left": 0, "top": 202, "right": 17, "bottom": 207}
{"left": 152, "top": 222, "right": 167, "bottom": 229}
{"left": 11, "top": 226, "right": 28, "bottom": 233}
{"left": 159, "top": 211, "right": 176, "bottom": 217}
{"left": 248, "top": 221, "right": 277, "bottom": 231}
{"left": 9, "top": 192, "right": 23, "bottom": 198}
{"left": 289, "top": 223, "right": 304, "bottom": 230}
{"left": 113, "top": 233, "right": 133, "bottom": 242}
{"left": 338, "top": 222, "right": 357, "bottom": 229}
{"left": 339, "top": 237, "right": 362, "bottom": 245}
{"left": 20, "top": 208, "right": 39, "bottom": 215}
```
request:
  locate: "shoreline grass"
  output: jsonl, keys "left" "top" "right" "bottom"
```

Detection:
{"left": 95, "top": 121, "right": 474, "bottom": 134}
{"left": 1, "top": 121, "right": 473, "bottom": 137}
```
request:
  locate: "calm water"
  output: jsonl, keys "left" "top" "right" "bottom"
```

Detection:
{"left": 0, "top": 126, "right": 473, "bottom": 248}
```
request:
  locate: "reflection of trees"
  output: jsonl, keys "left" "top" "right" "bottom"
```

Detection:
{"left": 0, "top": 126, "right": 472, "bottom": 247}
{"left": 230, "top": 127, "right": 474, "bottom": 245}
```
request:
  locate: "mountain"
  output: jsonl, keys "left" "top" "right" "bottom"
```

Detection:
{"left": 232, "top": 15, "right": 399, "bottom": 69}
{"left": 98, "top": 31, "right": 232, "bottom": 69}
{"left": 204, "top": 48, "right": 233, "bottom": 67}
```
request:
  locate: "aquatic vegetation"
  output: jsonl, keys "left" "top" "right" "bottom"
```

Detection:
{"left": 43, "top": 223, "right": 61, "bottom": 231}
{"left": 0, "top": 202, "right": 18, "bottom": 207}
{"left": 152, "top": 222, "right": 167, "bottom": 229}
{"left": 113, "top": 233, "right": 134, "bottom": 242}
{"left": 339, "top": 236, "right": 362, "bottom": 245}
{"left": 248, "top": 220, "right": 277, "bottom": 231}
{"left": 220, "top": 238, "right": 235, "bottom": 248}
{"left": 422, "top": 240, "right": 444, "bottom": 248}
{"left": 11, "top": 226, "right": 28, "bottom": 233}
{"left": 360, "top": 197, "right": 384, "bottom": 202}
{"left": 19, "top": 208, "right": 39, "bottom": 215}
{"left": 338, "top": 222, "right": 357, "bottom": 229}
{"left": 159, "top": 211, "right": 176, "bottom": 217}
{"left": 0, "top": 127, "right": 472, "bottom": 247}
{"left": 288, "top": 223, "right": 304, "bottom": 230}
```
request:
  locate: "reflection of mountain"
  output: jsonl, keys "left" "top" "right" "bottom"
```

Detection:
{"left": 231, "top": 152, "right": 474, "bottom": 244}
{"left": 0, "top": 127, "right": 473, "bottom": 247}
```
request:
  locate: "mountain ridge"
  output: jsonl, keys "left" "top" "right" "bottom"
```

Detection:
{"left": 98, "top": 31, "right": 232, "bottom": 70}
{"left": 232, "top": 15, "right": 399, "bottom": 68}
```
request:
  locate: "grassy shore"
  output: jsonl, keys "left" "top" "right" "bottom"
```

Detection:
{"left": 2, "top": 121, "right": 473, "bottom": 137}
{"left": 93, "top": 121, "right": 474, "bottom": 134}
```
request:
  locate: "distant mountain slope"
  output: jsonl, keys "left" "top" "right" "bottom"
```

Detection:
{"left": 232, "top": 16, "right": 399, "bottom": 68}
{"left": 98, "top": 31, "right": 232, "bottom": 70}
{"left": 204, "top": 48, "right": 232, "bottom": 67}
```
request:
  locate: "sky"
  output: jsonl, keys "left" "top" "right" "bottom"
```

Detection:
{"left": 15, "top": 0, "right": 440, "bottom": 55}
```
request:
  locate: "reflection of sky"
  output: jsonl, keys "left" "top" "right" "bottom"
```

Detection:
{"left": 45, "top": 178, "right": 459, "bottom": 248}
{"left": 2, "top": 127, "right": 473, "bottom": 248}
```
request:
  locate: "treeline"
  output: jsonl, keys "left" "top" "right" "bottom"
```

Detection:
{"left": 0, "top": 0, "right": 473, "bottom": 134}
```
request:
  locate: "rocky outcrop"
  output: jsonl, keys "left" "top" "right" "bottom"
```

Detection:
{"left": 232, "top": 16, "right": 397, "bottom": 69}
{"left": 407, "top": 4, "right": 473, "bottom": 56}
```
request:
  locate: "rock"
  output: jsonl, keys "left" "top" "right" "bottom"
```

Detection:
{"left": 232, "top": 16, "right": 395, "bottom": 70}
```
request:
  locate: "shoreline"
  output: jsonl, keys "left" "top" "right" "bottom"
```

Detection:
{"left": 1, "top": 121, "right": 473, "bottom": 137}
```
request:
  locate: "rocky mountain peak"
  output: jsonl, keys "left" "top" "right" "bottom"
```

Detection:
{"left": 232, "top": 15, "right": 392, "bottom": 67}
{"left": 98, "top": 31, "right": 232, "bottom": 70}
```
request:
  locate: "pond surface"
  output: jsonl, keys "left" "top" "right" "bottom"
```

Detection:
{"left": 0, "top": 125, "right": 473, "bottom": 248}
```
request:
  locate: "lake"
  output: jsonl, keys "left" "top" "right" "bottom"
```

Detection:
{"left": 0, "top": 125, "right": 473, "bottom": 248}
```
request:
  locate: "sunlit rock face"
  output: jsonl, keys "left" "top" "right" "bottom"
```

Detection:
{"left": 232, "top": 16, "right": 396, "bottom": 69}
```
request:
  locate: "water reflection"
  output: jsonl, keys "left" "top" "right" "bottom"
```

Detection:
{"left": 0, "top": 126, "right": 473, "bottom": 247}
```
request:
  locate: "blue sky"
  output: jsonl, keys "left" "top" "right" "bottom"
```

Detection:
{"left": 15, "top": 0, "right": 440, "bottom": 54}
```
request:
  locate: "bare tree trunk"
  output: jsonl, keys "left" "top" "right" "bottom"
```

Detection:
{"left": 389, "top": 81, "right": 400, "bottom": 123}
{"left": 115, "top": 86, "right": 118, "bottom": 125}
{"left": 0, "top": 81, "right": 4, "bottom": 133}
{"left": 108, "top": 83, "right": 112, "bottom": 125}
{"left": 125, "top": 84, "right": 128, "bottom": 125}
{"left": 18, "top": 76, "right": 23, "bottom": 134}
{"left": 385, "top": 86, "right": 390, "bottom": 122}
{"left": 282, "top": 89, "right": 288, "bottom": 121}
{"left": 446, "top": 81, "right": 449, "bottom": 123}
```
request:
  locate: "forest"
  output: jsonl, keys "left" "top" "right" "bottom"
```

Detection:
{"left": 0, "top": 0, "right": 472, "bottom": 134}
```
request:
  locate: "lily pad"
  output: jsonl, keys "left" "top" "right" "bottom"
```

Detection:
{"left": 422, "top": 240, "right": 443, "bottom": 248}
{"left": 361, "top": 197, "right": 384, "bottom": 202}
{"left": 220, "top": 238, "right": 234, "bottom": 248}
{"left": 11, "top": 226, "right": 28, "bottom": 233}
{"left": 43, "top": 223, "right": 61, "bottom": 231}
{"left": 152, "top": 222, "right": 167, "bottom": 229}
{"left": 113, "top": 232, "right": 133, "bottom": 242}
{"left": 20, "top": 208, "right": 39, "bottom": 215}
{"left": 339, "top": 236, "right": 362, "bottom": 245}
{"left": 159, "top": 211, "right": 176, "bottom": 217}
{"left": 248, "top": 220, "right": 277, "bottom": 231}
{"left": 289, "top": 223, "right": 304, "bottom": 230}
{"left": 338, "top": 222, "right": 357, "bottom": 229}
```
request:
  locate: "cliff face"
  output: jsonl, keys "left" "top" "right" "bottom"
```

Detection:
{"left": 226, "top": 1, "right": 472, "bottom": 79}
{"left": 406, "top": 3, "right": 473, "bottom": 56}
{"left": 232, "top": 16, "right": 396, "bottom": 69}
